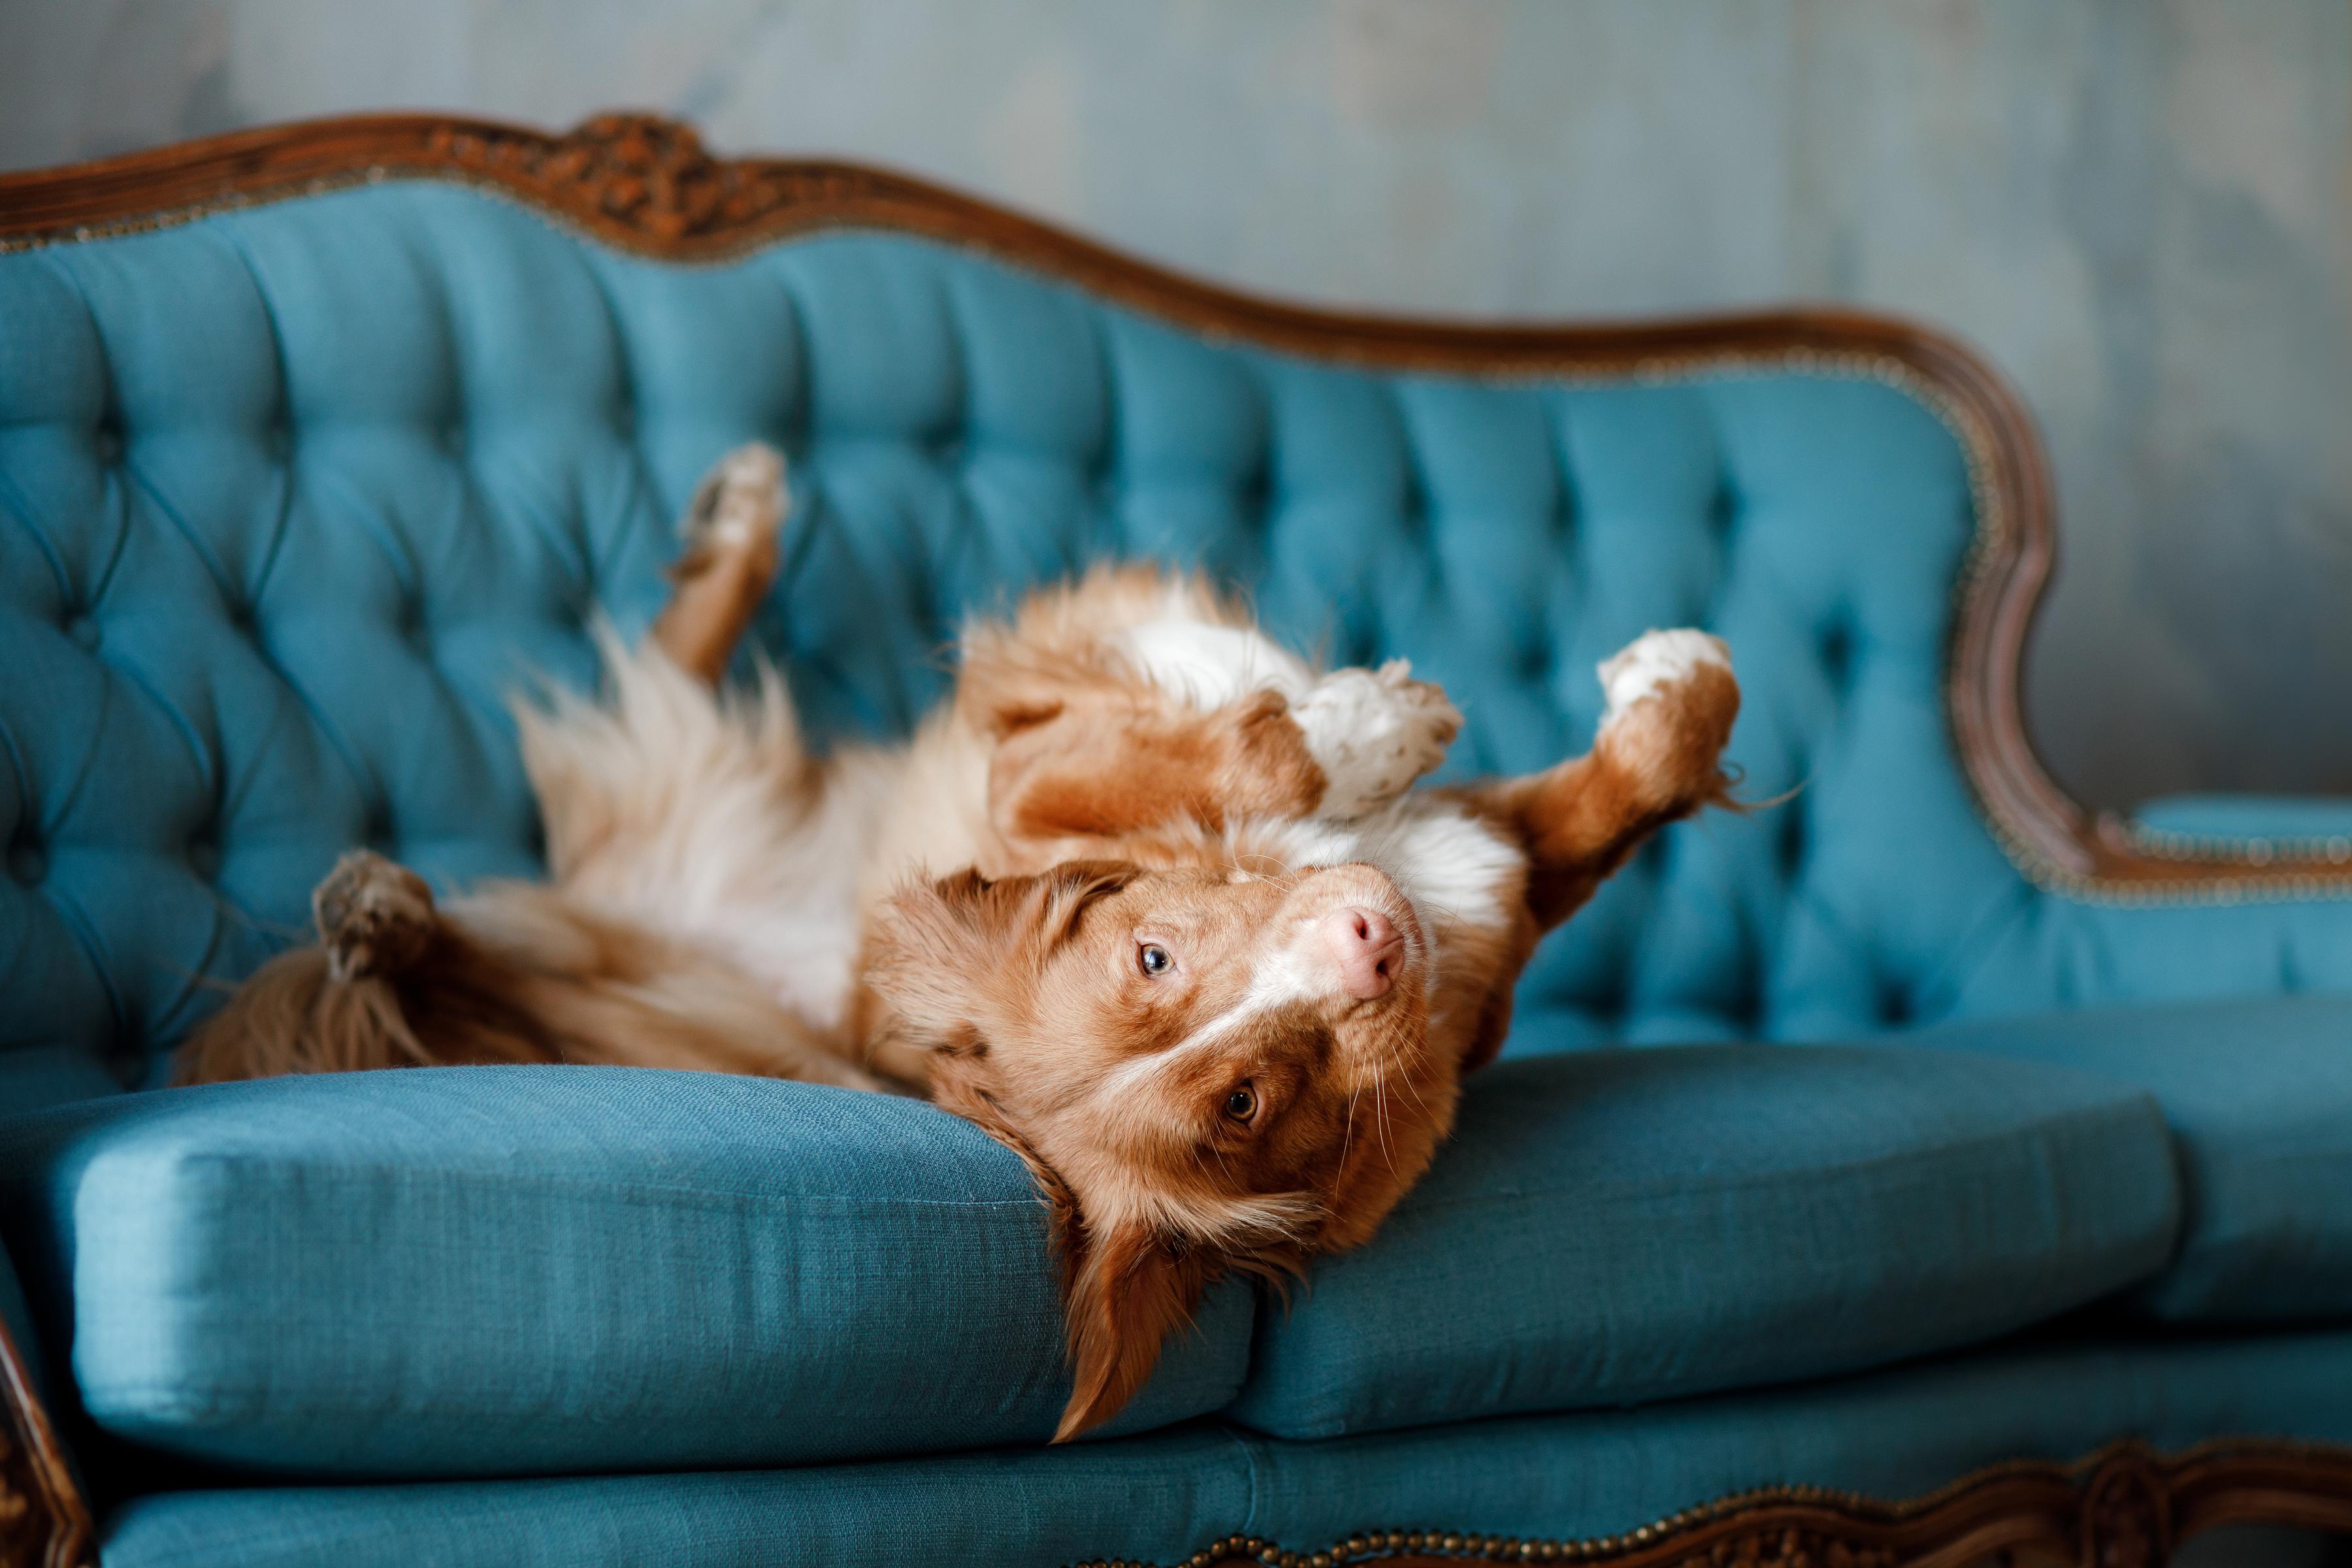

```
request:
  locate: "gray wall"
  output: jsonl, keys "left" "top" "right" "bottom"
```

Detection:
{"left": 4, "top": 0, "right": 2347, "bottom": 813}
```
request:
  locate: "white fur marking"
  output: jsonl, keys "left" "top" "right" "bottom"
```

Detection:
{"left": 1117, "top": 618, "right": 1314, "bottom": 709}
{"left": 1350, "top": 801, "right": 1520, "bottom": 932}
{"left": 1102, "top": 940, "right": 1338, "bottom": 1100}
{"left": 1239, "top": 800, "right": 1520, "bottom": 936}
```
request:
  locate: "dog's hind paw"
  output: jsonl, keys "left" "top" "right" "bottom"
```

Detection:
{"left": 678, "top": 442, "right": 787, "bottom": 564}
{"left": 1294, "top": 660, "right": 1463, "bottom": 820}
{"left": 314, "top": 851, "right": 439, "bottom": 981}
{"left": 1593, "top": 629, "right": 1740, "bottom": 811}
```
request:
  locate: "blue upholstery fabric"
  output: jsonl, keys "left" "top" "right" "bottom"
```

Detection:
{"left": 1903, "top": 994, "right": 2352, "bottom": 1322}
{"left": 101, "top": 1422, "right": 1254, "bottom": 1568}
{"left": 100, "top": 1330, "right": 2352, "bottom": 1568}
{"left": 1226, "top": 1045, "right": 2177, "bottom": 1439}
{"left": 0, "top": 1067, "right": 1251, "bottom": 1477}
{"left": 9, "top": 182, "right": 2352, "bottom": 1098}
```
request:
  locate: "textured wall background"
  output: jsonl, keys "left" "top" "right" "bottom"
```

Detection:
{"left": 3, "top": 0, "right": 2347, "bottom": 813}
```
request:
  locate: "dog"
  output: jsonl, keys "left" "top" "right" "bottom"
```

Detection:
{"left": 183, "top": 444, "right": 1742, "bottom": 1437}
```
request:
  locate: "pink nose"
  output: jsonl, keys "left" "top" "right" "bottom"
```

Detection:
{"left": 1321, "top": 906, "right": 1403, "bottom": 1000}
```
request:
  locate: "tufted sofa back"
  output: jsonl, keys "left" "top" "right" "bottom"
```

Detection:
{"left": 7, "top": 174, "right": 2340, "bottom": 1097}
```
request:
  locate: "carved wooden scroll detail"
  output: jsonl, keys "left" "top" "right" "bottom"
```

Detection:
{"left": 421, "top": 114, "right": 889, "bottom": 242}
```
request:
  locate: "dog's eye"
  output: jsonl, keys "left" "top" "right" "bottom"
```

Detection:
{"left": 1138, "top": 943, "right": 1173, "bottom": 977}
{"left": 1223, "top": 1083, "right": 1258, "bottom": 1122}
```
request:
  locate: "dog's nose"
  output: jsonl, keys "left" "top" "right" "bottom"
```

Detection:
{"left": 1321, "top": 906, "right": 1403, "bottom": 1000}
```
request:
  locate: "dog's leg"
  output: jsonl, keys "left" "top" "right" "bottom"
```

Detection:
{"left": 986, "top": 689, "right": 1328, "bottom": 852}
{"left": 180, "top": 851, "right": 880, "bottom": 1089}
{"left": 983, "top": 671, "right": 1461, "bottom": 856}
{"left": 1467, "top": 629, "right": 1740, "bottom": 932}
{"left": 1288, "top": 660, "right": 1462, "bottom": 820}
{"left": 649, "top": 442, "right": 787, "bottom": 687}
{"left": 177, "top": 850, "right": 554, "bottom": 1083}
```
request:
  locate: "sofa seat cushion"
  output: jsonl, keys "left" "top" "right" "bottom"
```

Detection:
{"left": 1907, "top": 993, "right": 2352, "bottom": 1322}
{"left": 1225, "top": 1044, "right": 2178, "bottom": 1440}
{"left": 99, "top": 1329, "right": 2352, "bottom": 1568}
{"left": 0, "top": 1066, "right": 1251, "bottom": 1478}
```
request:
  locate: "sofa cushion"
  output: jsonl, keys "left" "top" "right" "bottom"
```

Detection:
{"left": 1224, "top": 1044, "right": 2178, "bottom": 1440}
{"left": 0, "top": 1066, "right": 1252, "bottom": 1478}
{"left": 99, "top": 1329, "right": 2352, "bottom": 1568}
{"left": 1906, "top": 994, "right": 2352, "bottom": 1322}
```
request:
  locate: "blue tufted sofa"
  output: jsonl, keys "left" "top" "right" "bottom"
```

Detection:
{"left": 3, "top": 115, "right": 2352, "bottom": 1568}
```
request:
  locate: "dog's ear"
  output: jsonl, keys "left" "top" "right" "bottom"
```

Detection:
{"left": 925, "top": 1054, "right": 1180, "bottom": 1441}
{"left": 865, "top": 861, "right": 1136, "bottom": 1044}
{"left": 1053, "top": 1210, "right": 1208, "bottom": 1443}
{"left": 1054, "top": 1191, "right": 1324, "bottom": 1442}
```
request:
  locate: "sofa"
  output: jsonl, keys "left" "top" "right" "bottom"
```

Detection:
{"left": 2, "top": 112, "right": 2350, "bottom": 1568}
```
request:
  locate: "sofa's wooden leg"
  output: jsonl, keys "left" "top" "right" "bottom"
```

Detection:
{"left": 0, "top": 1316, "right": 93, "bottom": 1568}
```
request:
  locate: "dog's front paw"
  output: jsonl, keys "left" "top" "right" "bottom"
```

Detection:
{"left": 314, "top": 851, "right": 439, "bottom": 981}
{"left": 679, "top": 442, "right": 787, "bottom": 563}
{"left": 1593, "top": 629, "right": 1740, "bottom": 810}
{"left": 1293, "top": 659, "right": 1463, "bottom": 820}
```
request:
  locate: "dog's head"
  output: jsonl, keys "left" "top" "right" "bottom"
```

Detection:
{"left": 866, "top": 856, "right": 1456, "bottom": 1439}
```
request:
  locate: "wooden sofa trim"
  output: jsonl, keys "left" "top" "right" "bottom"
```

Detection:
{"left": 0, "top": 1315, "right": 91, "bottom": 1568}
{"left": 5, "top": 110, "right": 2347, "bottom": 902}
{"left": 1156, "top": 1439, "right": 2352, "bottom": 1568}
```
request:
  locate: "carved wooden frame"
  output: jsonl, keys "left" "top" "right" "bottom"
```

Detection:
{"left": 0, "top": 1316, "right": 91, "bottom": 1568}
{"left": 3, "top": 111, "right": 2351, "bottom": 1565}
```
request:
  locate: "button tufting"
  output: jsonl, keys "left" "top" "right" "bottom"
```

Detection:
{"left": 7, "top": 842, "right": 46, "bottom": 885}
{"left": 92, "top": 425, "right": 123, "bottom": 465}
{"left": 187, "top": 838, "right": 222, "bottom": 879}
{"left": 66, "top": 614, "right": 101, "bottom": 651}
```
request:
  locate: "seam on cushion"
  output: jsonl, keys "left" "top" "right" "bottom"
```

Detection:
{"left": 1217, "top": 1420, "right": 1270, "bottom": 1538}
{"left": 15, "top": 875, "right": 129, "bottom": 1047}
{"left": 37, "top": 258, "right": 206, "bottom": 619}
{"left": 1920, "top": 876, "right": 2040, "bottom": 1020}
{"left": 0, "top": 465, "right": 76, "bottom": 609}
{"left": 1361, "top": 1094, "right": 2172, "bottom": 1220}
{"left": 75, "top": 625, "right": 216, "bottom": 807}
{"left": 213, "top": 222, "right": 308, "bottom": 612}
{"left": 30, "top": 655, "right": 117, "bottom": 832}
{"left": 159, "top": 221, "right": 384, "bottom": 816}
{"left": 0, "top": 673, "right": 36, "bottom": 830}
{"left": 572, "top": 250, "right": 661, "bottom": 589}
{"left": 1779, "top": 878, "right": 1886, "bottom": 1012}
{"left": 142, "top": 1148, "right": 1059, "bottom": 1212}
{"left": 928, "top": 260, "right": 991, "bottom": 608}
